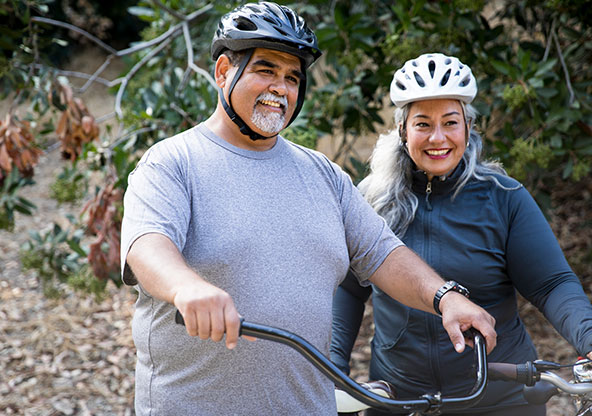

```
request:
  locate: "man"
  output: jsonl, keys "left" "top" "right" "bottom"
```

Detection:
{"left": 121, "top": 2, "right": 497, "bottom": 415}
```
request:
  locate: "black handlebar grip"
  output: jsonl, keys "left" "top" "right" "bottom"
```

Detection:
{"left": 489, "top": 362, "right": 538, "bottom": 386}
{"left": 515, "top": 362, "right": 537, "bottom": 386}
{"left": 175, "top": 310, "right": 185, "bottom": 325}
{"left": 488, "top": 363, "right": 518, "bottom": 381}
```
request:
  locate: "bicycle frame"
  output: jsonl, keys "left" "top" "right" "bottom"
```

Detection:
{"left": 175, "top": 311, "right": 488, "bottom": 414}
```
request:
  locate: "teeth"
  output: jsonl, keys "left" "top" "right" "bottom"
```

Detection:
{"left": 260, "top": 99, "right": 281, "bottom": 108}
{"left": 426, "top": 149, "right": 449, "bottom": 156}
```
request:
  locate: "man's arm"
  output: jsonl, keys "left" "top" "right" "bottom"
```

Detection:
{"left": 369, "top": 246, "right": 497, "bottom": 354}
{"left": 125, "top": 232, "right": 242, "bottom": 349}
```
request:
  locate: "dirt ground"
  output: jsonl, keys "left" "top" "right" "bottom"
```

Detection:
{"left": 1, "top": 49, "right": 591, "bottom": 416}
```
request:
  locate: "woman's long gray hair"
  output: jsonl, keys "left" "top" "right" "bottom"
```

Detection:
{"left": 359, "top": 102, "right": 513, "bottom": 236}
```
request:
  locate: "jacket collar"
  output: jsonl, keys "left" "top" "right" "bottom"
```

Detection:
{"left": 411, "top": 160, "right": 465, "bottom": 195}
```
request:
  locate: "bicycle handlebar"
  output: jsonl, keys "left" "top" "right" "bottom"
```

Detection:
{"left": 489, "top": 360, "right": 592, "bottom": 388}
{"left": 174, "top": 310, "right": 488, "bottom": 413}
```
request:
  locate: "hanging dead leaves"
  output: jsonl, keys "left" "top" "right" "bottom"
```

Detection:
{"left": 0, "top": 114, "right": 43, "bottom": 186}
{"left": 50, "top": 82, "right": 99, "bottom": 161}
{"left": 82, "top": 181, "right": 123, "bottom": 281}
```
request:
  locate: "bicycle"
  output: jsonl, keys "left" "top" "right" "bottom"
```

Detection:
{"left": 175, "top": 311, "right": 488, "bottom": 414}
{"left": 175, "top": 311, "right": 592, "bottom": 414}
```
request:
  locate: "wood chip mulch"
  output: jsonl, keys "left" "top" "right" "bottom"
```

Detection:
{"left": 0, "top": 277, "right": 136, "bottom": 415}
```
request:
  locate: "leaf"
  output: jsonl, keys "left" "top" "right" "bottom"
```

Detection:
{"left": 534, "top": 59, "right": 557, "bottom": 77}
{"left": 67, "top": 239, "right": 88, "bottom": 257}
{"left": 490, "top": 60, "right": 512, "bottom": 77}
{"left": 127, "top": 6, "right": 155, "bottom": 18}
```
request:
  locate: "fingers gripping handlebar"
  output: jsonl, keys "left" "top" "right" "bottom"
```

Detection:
{"left": 174, "top": 310, "right": 488, "bottom": 413}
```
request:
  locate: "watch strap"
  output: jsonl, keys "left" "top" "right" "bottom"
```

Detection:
{"left": 433, "top": 280, "right": 470, "bottom": 316}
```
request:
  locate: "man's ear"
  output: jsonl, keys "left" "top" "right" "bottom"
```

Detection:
{"left": 214, "top": 55, "right": 232, "bottom": 88}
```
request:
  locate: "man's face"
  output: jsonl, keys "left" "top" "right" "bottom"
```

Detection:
{"left": 225, "top": 48, "right": 303, "bottom": 138}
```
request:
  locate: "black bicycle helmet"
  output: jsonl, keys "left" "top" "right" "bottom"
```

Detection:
{"left": 212, "top": 1, "right": 321, "bottom": 69}
{"left": 211, "top": 2, "right": 321, "bottom": 141}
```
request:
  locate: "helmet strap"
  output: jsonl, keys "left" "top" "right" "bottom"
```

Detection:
{"left": 219, "top": 48, "right": 307, "bottom": 142}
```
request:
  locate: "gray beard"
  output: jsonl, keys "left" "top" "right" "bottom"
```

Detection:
{"left": 251, "top": 106, "right": 286, "bottom": 134}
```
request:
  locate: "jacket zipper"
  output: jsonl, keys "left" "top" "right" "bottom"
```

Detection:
{"left": 423, "top": 178, "right": 440, "bottom": 387}
{"left": 425, "top": 180, "right": 433, "bottom": 211}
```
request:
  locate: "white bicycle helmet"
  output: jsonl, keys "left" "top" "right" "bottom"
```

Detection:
{"left": 390, "top": 53, "right": 477, "bottom": 107}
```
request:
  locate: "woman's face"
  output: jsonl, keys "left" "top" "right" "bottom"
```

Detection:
{"left": 404, "top": 99, "right": 468, "bottom": 180}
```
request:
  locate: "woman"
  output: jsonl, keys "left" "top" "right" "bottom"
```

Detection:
{"left": 331, "top": 53, "right": 592, "bottom": 415}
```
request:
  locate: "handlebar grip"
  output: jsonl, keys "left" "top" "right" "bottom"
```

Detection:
{"left": 488, "top": 362, "right": 538, "bottom": 386}
{"left": 488, "top": 362, "right": 518, "bottom": 382}
{"left": 175, "top": 309, "right": 185, "bottom": 325}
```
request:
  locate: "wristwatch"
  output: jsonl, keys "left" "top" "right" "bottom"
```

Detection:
{"left": 433, "top": 280, "right": 470, "bottom": 316}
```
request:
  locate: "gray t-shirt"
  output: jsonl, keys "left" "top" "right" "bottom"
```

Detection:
{"left": 121, "top": 124, "right": 402, "bottom": 415}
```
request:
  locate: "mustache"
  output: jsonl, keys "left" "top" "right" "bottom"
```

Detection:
{"left": 255, "top": 92, "right": 288, "bottom": 114}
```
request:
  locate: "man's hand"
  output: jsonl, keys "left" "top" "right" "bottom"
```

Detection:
{"left": 126, "top": 233, "right": 254, "bottom": 350}
{"left": 439, "top": 292, "right": 497, "bottom": 354}
{"left": 173, "top": 280, "right": 242, "bottom": 349}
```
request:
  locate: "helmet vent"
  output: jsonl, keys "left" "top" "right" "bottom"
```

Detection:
{"left": 413, "top": 71, "right": 425, "bottom": 87}
{"left": 428, "top": 60, "right": 435, "bottom": 78}
{"left": 460, "top": 76, "right": 470, "bottom": 87}
{"left": 440, "top": 69, "right": 451, "bottom": 86}
{"left": 396, "top": 81, "right": 406, "bottom": 91}
{"left": 234, "top": 16, "right": 257, "bottom": 31}
{"left": 263, "top": 15, "right": 278, "bottom": 25}
{"left": 445, "top": 58, "right": 451, "bottom": 65}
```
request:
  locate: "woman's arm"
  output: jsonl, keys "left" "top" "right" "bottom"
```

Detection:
{"left": 331, "top": 271, "right": 372, "bottom": 374}
{"left": 506, "top": 187, "right": 592, "bottom": 357}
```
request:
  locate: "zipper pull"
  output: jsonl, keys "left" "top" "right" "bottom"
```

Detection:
{"left": 425, "top": 181, "right": 433, "bottom": 211}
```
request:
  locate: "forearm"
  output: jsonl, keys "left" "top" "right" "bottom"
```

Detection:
{"left": 125, "top": 232, "right": 204, "bottom": 304}
{"left": 126, "top": 232, "right": 242, "bottom": 348}
{"left": 539, "top": 279, "right": 592, "bottom": 356}
{"left": 369, "top": 246, "right": 444, "bottom": 314}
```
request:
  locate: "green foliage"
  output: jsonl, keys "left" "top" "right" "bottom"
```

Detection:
{"left": 50, "top": 163, "right": 88, "bottom": 204}
{"left": 0, "top": 168, "right": 36, "bottom": 231}
{"left": 507, "top": 138, "right": 554, "bottom": 182}
{"left": 20, "top": 219, "right": 88, "bottom": 298}
{"left": 5, "top": 0, "right": 592, "bottom": 297}
{"left": 282, "top": 126, "right": 318, "bottom": 150}
{"left": 66, "top": 265, "right": 109, "bottom": 302}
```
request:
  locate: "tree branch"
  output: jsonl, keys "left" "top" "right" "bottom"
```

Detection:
{"left": 151, "top": 0, "right": 186, "bottom": 21}
{"left": 182, "top": 21, "right": 217, "bottom": 89}
{"left": 552, "top": 27, "right": 575, "bottom": 105}
{"left": 115, "top": 36, "right": 173, "bottom": 119}
{"left": 31, "top": 16, "right": 118, "bottom": 55}
{"left": 30, "top": 3, "right": 217, "bottom": 122}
